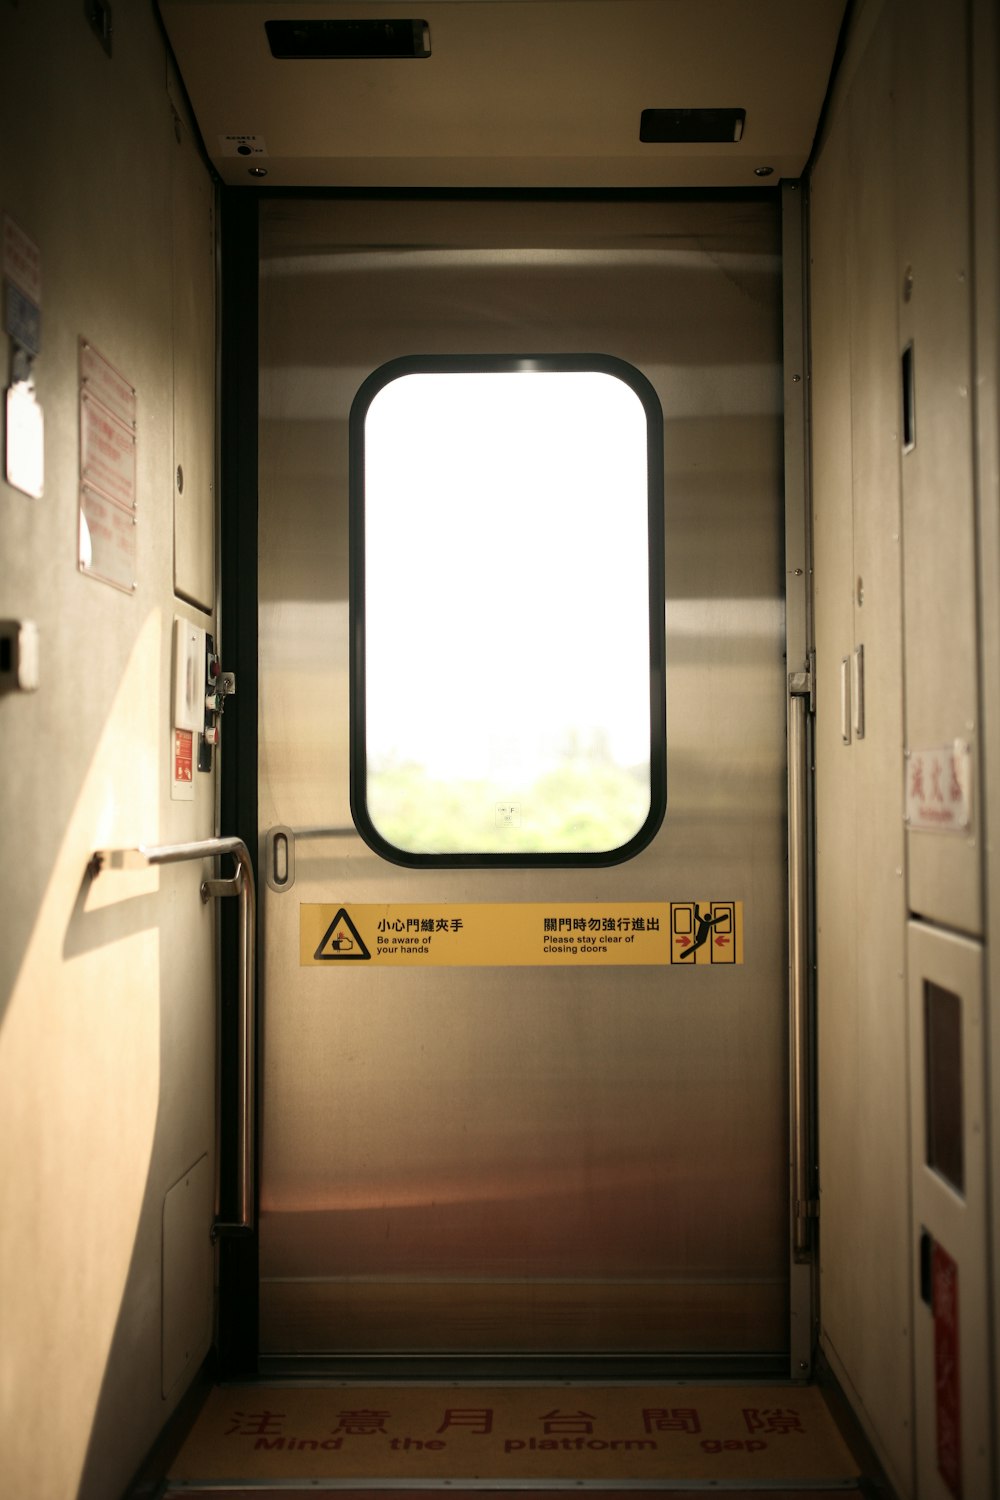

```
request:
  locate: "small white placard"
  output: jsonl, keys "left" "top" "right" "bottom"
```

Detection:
{"left": 79, "top": 483, "right": 137, "bottom": 594}
{"left": 81, "top": 390, "right": 136, "bottom": 511}
{"left": 5, "top": 382, "right": 44, "bottom": 498}
{"left": 172, "top": 617, "right": 207, "bottom": 732}
{"left": 905, "top": 742, "right": 973, "bottom": 833}
{"left": 80, "top": 339, "right": 136, "bottom": 428}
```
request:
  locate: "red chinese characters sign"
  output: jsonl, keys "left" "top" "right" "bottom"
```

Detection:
{"left": 171, "top": 1384, "right": 859, "bottom": 1483}
{"left": 906, "top": 743, "right": 972, "bottom": 833}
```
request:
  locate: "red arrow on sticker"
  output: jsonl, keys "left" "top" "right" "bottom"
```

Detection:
{"left": 714, "top": 935, "right": 730, "bottom": 947}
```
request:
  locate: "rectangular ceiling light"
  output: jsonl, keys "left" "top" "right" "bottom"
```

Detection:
{"left": 265, "top": 19, "right": 431, "bottom": 59}
{"left": 640, "top": 108, "right": 746, "bottom": 143}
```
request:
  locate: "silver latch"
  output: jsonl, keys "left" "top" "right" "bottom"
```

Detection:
{"left": 206, "top": 654, "right": 236, "bottom": 714}
{"left": 201, "top": 646, "right": 236, "bottom": 759}
{"left": 788, "top": 653, "right": 815, "bottom": 716}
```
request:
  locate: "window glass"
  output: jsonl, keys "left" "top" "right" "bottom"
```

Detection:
{"left": 924, "top": 980, "right": 964, "bottom": 1194}
{"left": 350, "top": 356, "right": 665, "bottom": 865}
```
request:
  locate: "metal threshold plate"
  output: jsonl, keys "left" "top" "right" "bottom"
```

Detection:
{"left": 169, "top": 1384, "right": 860, "bottom": 1488}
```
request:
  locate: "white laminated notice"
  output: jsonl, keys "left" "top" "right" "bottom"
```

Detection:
{"left": 78, "top": 339, "right": 138, "bottom": 591}
{"left": 81, "top": 389, "right": 136, "bottom": 511}
{"left": 905, "top": 741, "right": 973, "bottom": 833}
{"left": 79, "top": 483, "right": 137, "bottom": 594}
{"left": 5, "top": 381, "right": 44, "bottom": 499}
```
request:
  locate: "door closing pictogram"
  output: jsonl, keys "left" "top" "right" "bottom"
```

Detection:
{"left": 670, "top": 901, "right": 738, "bottom": 963}
{"left": 314, "top": 906, "right": 371, "bottom": 961}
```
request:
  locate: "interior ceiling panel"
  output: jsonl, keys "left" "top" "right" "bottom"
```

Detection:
{"left": 159, "top": 0, "right": 848, "bottom": 188}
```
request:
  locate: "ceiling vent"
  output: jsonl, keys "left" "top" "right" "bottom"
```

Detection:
{"left": 639, "top": 108, "right": 745, "bottom": 143}
{"left": 265, "top": 18, "right": 431, "bottom": 59}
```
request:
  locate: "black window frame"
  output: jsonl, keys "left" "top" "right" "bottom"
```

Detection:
{"left": 349, "top": 351, "right": 667, "bottom": 868}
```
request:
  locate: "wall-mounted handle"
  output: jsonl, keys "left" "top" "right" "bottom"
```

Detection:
{"left": 264, "top": 823, "right": 356, "bottom": 894}
{"left": 902, "top": 341, "right": 916, "bottom": 453}
{"left": 265, "top": 825, "right": 295, "bottom": 892}
{"left": 92, "top": 837, "right": 255, "bottom": 1237}
{"left": 852, "top": 644, "right": 865, "bottom": 741}
{"left": 919, "top": 1228, "right": 934, "bottom": 1307}
{"left": 840, "top": 656, "right": 852, "bottom": 746}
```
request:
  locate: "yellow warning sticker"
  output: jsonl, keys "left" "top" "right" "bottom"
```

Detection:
{"left": 300, "top": 902, "right": 743, "bottom": 967}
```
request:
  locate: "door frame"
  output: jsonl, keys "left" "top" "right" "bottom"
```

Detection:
{"left": 216, "top": 183, "right": 817, "bottom": 1381}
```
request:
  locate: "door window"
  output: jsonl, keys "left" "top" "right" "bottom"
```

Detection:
{"left": 350, "top": 355, "right": 666, "bottom": 865}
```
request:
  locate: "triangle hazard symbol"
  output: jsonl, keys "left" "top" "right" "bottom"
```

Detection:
{"left": 314, "top": 907, "right": 371, "bottom": 961}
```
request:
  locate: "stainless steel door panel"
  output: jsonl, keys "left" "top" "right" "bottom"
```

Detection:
{"left": 258, "top": 198, "right": 787, "bottom": 1355}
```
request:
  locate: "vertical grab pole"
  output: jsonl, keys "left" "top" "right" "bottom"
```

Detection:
{"left": 788, "top": 680, "right": 813, "bottom": 1262}
{"left": 203, "top": 842, "right": 256, "bottom": 1237}
{"left": 236, "top": 850, "right": 256, "bottom": 1230}
{"left": 782, "top": 179, "right": 816, "bottom": 1376}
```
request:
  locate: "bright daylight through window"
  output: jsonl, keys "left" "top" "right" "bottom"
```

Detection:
{"left": 350, "top": 356, "right": 665, "bottom": 865}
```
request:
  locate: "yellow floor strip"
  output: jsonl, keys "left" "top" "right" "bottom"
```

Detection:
{"left": 170, "top": 1385, "right": 859, "bottom": 1485}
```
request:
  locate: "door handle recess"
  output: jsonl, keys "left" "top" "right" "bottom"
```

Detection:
{"left": 266, "top": 825, "right": 296, "bottom": 893}
{"left": 840, "top": 657, "right": 852, "bottom": 746}
{"left": 920, "top": 1227, "right": 934, "bottom": 1306}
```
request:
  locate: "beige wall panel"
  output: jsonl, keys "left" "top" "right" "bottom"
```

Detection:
{"left": 812, "top": 0, "right": 999, "bottom": 1488}
{"left": 895, "top": 0, "right": 981, "bottom": 934}
{"left": 968, "top": 0, "right": 1000, "bottom": 1457}
{"left": 172, "top": 115, "right": 216, "bottom": 612}
{"left": 843, "top": 11, "right": 912, "bottom": 1485}
{"left": 0, "top": 4, "right": 218, "bottom": 1497}
{"left": 163, "top": 1153, "right": 214, "bottom": 1397}
{"left": 811, "top": 2, "right": 912, "bottom": 1491}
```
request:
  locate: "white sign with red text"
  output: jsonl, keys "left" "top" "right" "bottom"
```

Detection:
{"left": 905, "top": 742, "right": 973, "bottom": 833}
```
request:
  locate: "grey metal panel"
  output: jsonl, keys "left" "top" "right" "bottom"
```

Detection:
{"left": 896, "top": 0, "right": 981, "bottom": 935}
{"left": 257, "top": 197, "right": 788, "bottom": 1355}
{"left": 908, "top": 921, "right": 992, "bottom": 1498}
{"left": 810, "top": 9, "right": 914, "bottom": 1484}
{"left": 171, "top": 112, "right": 216, "bottom": 614}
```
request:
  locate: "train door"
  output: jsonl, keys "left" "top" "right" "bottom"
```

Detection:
{"left": 255, "top": 194, "right": 791, "bottom": 1365}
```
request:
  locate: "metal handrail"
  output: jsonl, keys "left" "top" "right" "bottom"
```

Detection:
{"left": 275, "top": 825, "right": 354, "bottom": 840}
{"left": 93, "top": 837, "right": 255, "bottom": 1237}
{"left": 787, "top": 685, "right": 813, "bottom": 1258}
